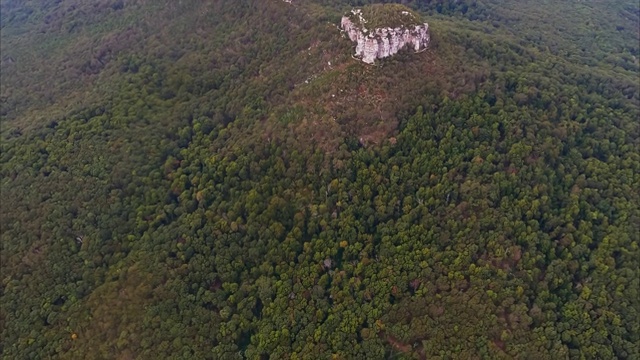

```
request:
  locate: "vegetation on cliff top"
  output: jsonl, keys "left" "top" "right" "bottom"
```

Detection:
{"left": 346, "top": 4, "right": 424, "bottom": 30}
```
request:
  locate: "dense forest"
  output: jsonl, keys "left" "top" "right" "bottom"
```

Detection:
{"left": 1, "top": 0, "right": 638, "bottom": 359}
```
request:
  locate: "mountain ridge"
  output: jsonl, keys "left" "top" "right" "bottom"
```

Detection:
{"left": 1, "top": 0, "right": 638, "bottom": 358}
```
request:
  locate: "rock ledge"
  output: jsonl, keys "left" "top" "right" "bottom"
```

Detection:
{"left": 341, "top": 8, "right": 430, "bottom": 64}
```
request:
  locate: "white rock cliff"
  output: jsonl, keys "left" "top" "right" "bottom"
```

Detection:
{"left": 341, "top": 11, "right": 430, "bottom": 64}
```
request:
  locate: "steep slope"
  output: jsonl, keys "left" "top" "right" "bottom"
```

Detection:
{"left": 1, "top": 0, "right": 638, "bottom": 359}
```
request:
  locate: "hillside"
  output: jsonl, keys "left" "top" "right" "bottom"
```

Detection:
{"left": 1, "top": 0, "right": 638, "bottom": 359}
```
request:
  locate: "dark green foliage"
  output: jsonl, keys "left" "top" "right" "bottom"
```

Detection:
{"left": 1, "top": 0, "right": 638, "bottom": 359}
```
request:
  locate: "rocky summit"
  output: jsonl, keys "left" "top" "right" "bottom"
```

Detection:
{"left": 341, "top": 5, "right": 430, "bottom": 64}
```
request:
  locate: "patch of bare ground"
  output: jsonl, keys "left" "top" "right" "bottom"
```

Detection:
{"left": 380, "top": 331, "right": 428, "bottom": 360}
{"left": 284, "top": 47, "right": 445, "bottom": 152}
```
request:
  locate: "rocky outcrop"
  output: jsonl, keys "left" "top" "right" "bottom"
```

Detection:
{"left": 341, "top": 10, "right": 430, "bottom": 64}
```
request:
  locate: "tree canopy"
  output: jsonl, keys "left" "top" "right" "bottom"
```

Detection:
{"left": 1, "top": 0, "right": 638, "bottom": 359}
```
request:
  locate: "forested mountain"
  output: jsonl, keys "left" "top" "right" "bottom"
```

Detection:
{"left": 1, "top": 0, "right": 638, "bottom": 359}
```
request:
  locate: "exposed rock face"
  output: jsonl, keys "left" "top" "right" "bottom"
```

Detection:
{"left": 341, "top": 10, "right": 430, "bottom": 64}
